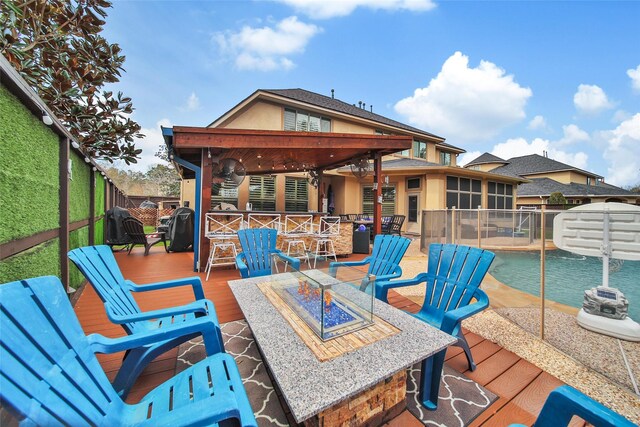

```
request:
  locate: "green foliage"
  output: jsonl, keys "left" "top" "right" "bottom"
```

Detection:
{"left": 0, "top": 85, "right": 59, "bottom": 244}
{"left": 104, "top": 163, "right": 180, "bottom": 196}
{"left": 0, "top": 0, "right": 143, "bottom": 163}
{"left": 95, "top": 173, "right": 105, "bottom": 214}
{"left": 0, "top": 239, "right": 60, "bottom": 284}
{"left": 68, "top": 226, "right": 89, "bottom": 289}
{"left": 548, "top": 192, "right": 567, "bottom": 205}
{"left": 95, "top": 218, "right": 104, "bottom": 244}
{"left": 69, "top": 151, "right": 91, "bottom": 222}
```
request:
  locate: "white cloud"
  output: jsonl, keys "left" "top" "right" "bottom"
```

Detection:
{"left": 277, "top": 0, "right": 436, "bottom": 19}
{"left": 394, "top": 51, "right": 532, "bottom": 141}
{"left": 458, "top": 150, "right": 483, "bottom": 167}
{"left": 117, "top": 118, "right": 172, "bottom": 172}
{"left": 186, "top": 92, "right": 200, "bottom": 111}
{"left": 213, "top": 16, "right": 321, "bottom": 71}
{"left": 601, "top": 113, "right": 640, "bottom": 186}
{"left": 527, "top": 115, "right": 548, "bottom": 131}
{"left": 573, "top": 84, "right": 613, "bottom": 115}
{"left": 627, "top": 65, "right": 640, "bottom": 92}
{"left": 490, "top": 137, "right": 589, "bottom": 170}
{"left": 557, "top": 124, "right": 589, "bottom": 146}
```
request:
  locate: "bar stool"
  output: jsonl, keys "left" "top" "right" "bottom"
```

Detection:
{"left": 247, "top": 213, "right": 281, "bottom": 231}
{"left": 280, "top": 214, "right": 313, "bottom": 267}
{"left": 204, "top": 213, "right": 244, "bottom": 281}
{"left": 310, "top": 216, "right": 341, "bottom": 268}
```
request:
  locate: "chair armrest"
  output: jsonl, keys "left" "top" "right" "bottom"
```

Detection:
{"left": 329, "top": 257, "right": 371, "bottom": 276}
{"left": 125, "top": 276, "right": 205, "bottom": 300}
{"left": 374, "top": 273, "right": 428, "bottom": 303}
{"left": 87, "top": 316, "right": 223, "bottom": 355}
{"left": 273, "top": 250, "right": 301, "bottom": 270}
{"left": 105, "top": 299, "right": 211, "bottom": 324}
{"left": 513, "top": 385, "right": 636, "bottom": 427}
{"left": 235, "top": 253, "right": 249, "bottom": 278}
{"left": 440, "top": 289, "right": 489, "bottom": 335}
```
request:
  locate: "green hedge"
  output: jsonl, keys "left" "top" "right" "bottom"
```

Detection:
{"left": 68, "top": 226, "right": 90, "bottom": 289}
{"left": 0, "top": 239, "right": 60, "bottom": 284}
{"left": 95, "top": 218, "right": 104, "bottom": 245}
{"left": 69, "top": 150, "right": 91, "bottom": 223}
{"left": 95, "top": 173, "right": 105, "bottom": 214}
{"left": 0, "top": 85, "right": 59, "bottom": 244}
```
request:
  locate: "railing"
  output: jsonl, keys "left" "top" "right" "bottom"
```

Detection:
{"left": 420, "top": 207, "right": 640, "bottom": 397}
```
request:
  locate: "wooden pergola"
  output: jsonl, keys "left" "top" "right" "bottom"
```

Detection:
{"left": 166, "top": 127, "right": 412, "bottom": 271}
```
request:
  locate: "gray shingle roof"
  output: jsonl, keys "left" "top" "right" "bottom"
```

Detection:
{"left": 489, "top": 154, "right": 602, "bottom": 178}
{"left": 465, "top": 152, "right": 507, "bottom": 166}
{"left": 517, "top": 178, "right": 635, "bottom": 197}
{"left": 261, "top": 89, "right": 462, "bottom": 151}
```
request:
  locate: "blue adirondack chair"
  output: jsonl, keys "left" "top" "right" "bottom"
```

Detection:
{"left": 376, "top": 243, "right": 495, "bottom": 410}
{"left": 0, "top": 276, "right": 257, "bottom": 427}
{"left": 68, "top": 245, "right": 225, "bottom": 398}
{"left": 510, "top": 385, "right": 635, "bottom": 427}
{"left": 236, "top": 228, "right": 300, "bottom": 278}
{"left": 329, "top": 234, "right": 411, "bottom": 293}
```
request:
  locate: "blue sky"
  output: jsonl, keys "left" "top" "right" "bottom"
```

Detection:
{"left": 103, "top": 0, "right": 640, "bottom": 187}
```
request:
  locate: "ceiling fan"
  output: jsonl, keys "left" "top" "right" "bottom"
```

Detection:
{"left": 350, "top": 157, "right": 371, "bottom": 180}
{"left": 212, "top": 158, "right": 246, "bottom": 186}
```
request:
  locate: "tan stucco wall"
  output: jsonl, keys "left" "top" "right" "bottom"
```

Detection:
{"left": 180, "top": 179, "right": 196, "bottom": 208}
{"left": 217, "top": 101, "right": 283, "bottom": 130}
{"left": 424, "top": 174, "right": 446, "bottom": 209}
{"left": 467, "top": 162, "right": 505, "bottom": 172}
{"left": 332, "top": 119, "right": 375, "bottom": 134}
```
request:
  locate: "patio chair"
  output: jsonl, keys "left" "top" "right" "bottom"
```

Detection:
{"left": 509, "top": 385, "right": 634, "bottom": 427}
{"left": 68, "top": 245, "right": 225, "bottom": 398}
{"left": 236, "top": 228, "right": 300, "bottom": 278}
{"left": 0, "top": 276, "right": 257, "bottom": 427}
{"left": 376, "top": 243, "right": 494, "bottom": 410}
{"left": 382, "top": 214, "right": 405, "bottom": 235}
{"left": 377, "top": 244, "right": 494, "bottom": 370}
{"left": 122, "top": 216, "right": 168, "bottom": 255}
{"left": 329, "top": 234, "right": 411, "bottom": 293}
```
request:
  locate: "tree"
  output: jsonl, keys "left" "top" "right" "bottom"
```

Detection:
{"left": 548, "top": 192, "right": 567, "bottom": 205}
{"left": 1, "top": 0, "right": 143, "bottom": 164}
{"left": 146, "top": 164, "right": 180, "bottom": 197}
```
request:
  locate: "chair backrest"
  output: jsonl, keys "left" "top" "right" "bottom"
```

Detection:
{"left": 248, "top": 213, "right": 281, "bottom": 231}
{"left": 237, "top": 228, "right": 278, "bottom": 277}
{"left": 317, "top": 216, "right": 340, "bottom": 236}
{"left": 283, "top": 214, "right": 313, "bottom": 235}
{"left": 68, "top": 245, "right": 143, "bottom": 334}
{"left": 367, "top": 235, "right": 411, "bottom": 277}
{"left": 0, "top": 276, "right": 124, "bottom": 425}
{"left": 122, "top": 216, "right": 147, "bottom": 244}
{"left": 205, "top": 213, "right": 244, "bottom": 237}
{"left": 419, "top": 244, "right": 495, "bottom": 322}
{"left": 389, "top": 215, "right": 405, "bottom": 234}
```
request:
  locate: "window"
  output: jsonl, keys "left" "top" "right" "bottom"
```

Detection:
{"left": 408, "top": 195, "right": 418, "bottom": 222}
{"left": 285, "top": 177, "right": 308, "bottom": 212}
{"left": 407, "top": 177, "right": 421, "bottom": 190}
{"left": 413, "top": 140, "right": 426, "bottom": 159}
{"left": 446, "top": 176, "right": 482, "bottom": 209}
{"left": 284, "top": 108, "right": 331, "bottom": 132}
{"left": 248, "top": 176, "right": 276, "bottom": 211}
{"left": 211, "top": 180, "right": 239, "bottom": 209}
{"left": 440, "top": 152, "right": 452, "bottom": 166}
{"left": 362, "top": 185, "right": 396, "bottom": 217}
{"left": 487, "top": 181, "right": 513, "bottom": 210}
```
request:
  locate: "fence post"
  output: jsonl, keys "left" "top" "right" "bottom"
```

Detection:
{"left": 89, "top": 168, "right": 95, "bottom": 245}
{"left": 59, "top": 137, "right": 70, "bottom": 292}
{"left": 451, "top": 207, "right": 457, "bottom": 244}
{"left": 540, "top": 205, "right": 546, "bottom": 340}
{"left": 477, "top": 207, "right": 481, "bottom": 248}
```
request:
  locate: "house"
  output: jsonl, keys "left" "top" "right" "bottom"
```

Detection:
{"left": 178, "top": 88, "right": 523, "bottom": 235}
{"left": 465, "top": 153, "right": 640, "bottom": 207}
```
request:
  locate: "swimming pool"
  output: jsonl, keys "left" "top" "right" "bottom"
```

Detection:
{"left": 489, "top": 249, "right": 640, "bottom": 320}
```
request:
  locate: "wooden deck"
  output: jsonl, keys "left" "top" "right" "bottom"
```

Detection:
{"left": 72, "top": 246, "right": 580, "bottom": 426}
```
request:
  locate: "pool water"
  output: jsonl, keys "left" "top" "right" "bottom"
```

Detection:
{"left": 489, "top": 249, "right": 640, "bottom": 320}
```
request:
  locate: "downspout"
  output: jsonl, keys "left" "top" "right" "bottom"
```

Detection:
{"left": 162, "top": 127, "right": 201, "bottom": 272}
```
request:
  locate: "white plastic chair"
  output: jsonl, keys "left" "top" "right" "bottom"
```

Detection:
{"left": 204, "top": 213, "right": 244, "bottom": 280}
{"left": 310, "top": 216, "right": 341, "bottom": 268}
{"left": 280, "top": 214, "right": 313, "bottom": 267}
{"left": 247, "top": 213, "right": 281, "bottom": 231}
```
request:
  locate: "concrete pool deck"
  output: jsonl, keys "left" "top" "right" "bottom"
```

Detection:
{"left": 394, "top": 239, "right": 640, "bottom": 423}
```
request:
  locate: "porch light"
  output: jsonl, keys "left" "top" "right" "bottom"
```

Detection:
{"left": 42, "top": 111, "right": 53, "bottom": 126}
{"left": 71, "top": 141, "right": 80, "bottom": 149}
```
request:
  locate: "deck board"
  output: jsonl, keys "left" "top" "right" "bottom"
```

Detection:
{"left": 71, "top": 245, "right": 570, "bottom": 425}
